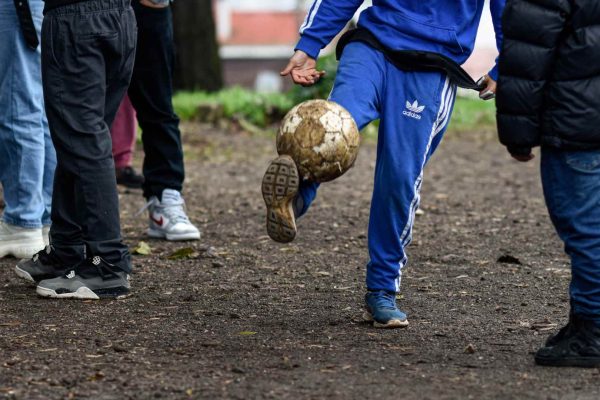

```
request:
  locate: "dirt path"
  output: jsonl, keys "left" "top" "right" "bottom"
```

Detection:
{"left": 1, "top": 124, "right": 598, "bottom": 400}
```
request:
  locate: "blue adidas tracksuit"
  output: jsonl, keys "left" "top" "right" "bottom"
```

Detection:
{"left": 296, "top": 0, "right": 505, "bottom": 293}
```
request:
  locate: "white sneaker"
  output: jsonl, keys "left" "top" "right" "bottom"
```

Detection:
{"left": 143, "top": 189, "right": 201, "bottom": 241}
{"left": 0, "top": 221, "right": 45, "bottom": 259}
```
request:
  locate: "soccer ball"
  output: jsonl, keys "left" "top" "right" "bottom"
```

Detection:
{"left": 276, "top": 99, "right": 360, "bottom": 182}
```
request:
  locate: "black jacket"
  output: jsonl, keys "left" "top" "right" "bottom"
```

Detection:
{"left": 496, "top": 0, "right": 600, "bottom": 155}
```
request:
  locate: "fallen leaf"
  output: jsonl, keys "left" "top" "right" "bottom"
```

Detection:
{"left": 168, "top": 247, "right": 197, "bottom": 260}
{"left": 133, "top": 241, "right": 152, "bottom": 256}
{"left": 238, "top": 331, "right": 257, "bottom": 336}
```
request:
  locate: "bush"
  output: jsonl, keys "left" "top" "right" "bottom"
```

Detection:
{"left": 172, "top": 53, "right": 496, "bottom": 134}
{"left": 173, "top": 87, "right": 294, "bottom": 127}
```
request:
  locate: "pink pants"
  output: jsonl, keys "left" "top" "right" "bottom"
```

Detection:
{"left": 111, "top": 94, "right": 137, "bottom": 169}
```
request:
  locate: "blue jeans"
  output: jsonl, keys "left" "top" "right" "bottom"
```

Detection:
{"left": 298, "top": 42, "right": 457, "bottom": 293}
{"left": 0, "top": 0, "right": 56, "bottom": 228}
{"left": 542, "top": 147, "right": 600, "bottom": 323}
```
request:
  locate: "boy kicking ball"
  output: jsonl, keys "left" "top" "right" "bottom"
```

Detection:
{"left": 262, "top": 0, "right": 505, "bottom": 328}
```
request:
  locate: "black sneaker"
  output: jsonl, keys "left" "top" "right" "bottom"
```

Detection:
{"left": 116, "top": 166, "right": 144, "bottom": 189}
{"left": 544, "top": 317, "right": 574, "bottom": 347}
{"left": 36, "top": 256, "right": 131, "bottom": 300}
{"left": 535, "top": 314, "right": 600, "bottom": 368}
{"left": 15, "top": 246, "right": 71, "bottom": 283}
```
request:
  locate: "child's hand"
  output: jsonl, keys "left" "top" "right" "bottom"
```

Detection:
{"left": 139, "top": 0, "right": 169, "bottom": 8}
{"left": 511, "top": 153, "right": 535, "bottom": 162}
{"left": 281, "top": 50, "right": 326, "bottom": 87}
{"left": 477, "top": 75, "right": 497, "bottom": 101}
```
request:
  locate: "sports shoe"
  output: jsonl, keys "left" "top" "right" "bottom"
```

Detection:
{"left": 36, "top": 256, "right": 130, "bottom": 300}
{"left": 144, "top": 189, "right": 200, "bottom": 241}
{"left": 116, "top": 166, "right": 144, "bottom": 189}
{"left": 262, "top": 155, "right": 300, "bottom": 243}
{"left": 15, "top": 245, "right": 70, "bottom": 283}
{"left": 0, "top": 221, "right": 45, "bottom": 259}
{"left": 364, "top": 290, "right": 409, "bottom": 328}
{"left": 535, "top": 315, "right": 600, "bottom": 368}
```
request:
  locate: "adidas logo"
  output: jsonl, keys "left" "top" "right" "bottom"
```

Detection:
{"left": 403, "top": 100, "right": 425, "bottom": 120}
{"left": 66, "top": 271, "right": 75, "bottom": 279}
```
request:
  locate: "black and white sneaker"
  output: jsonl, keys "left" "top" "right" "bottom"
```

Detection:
{"left": 15, "top": 246, "right": 70, "bottom": 283}
{"left": 36, "top": 256, "right": 131, "bottom": 300}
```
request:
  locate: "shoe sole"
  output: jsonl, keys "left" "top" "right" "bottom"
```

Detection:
{"left": 36, "top": 285, "right": 131, "bottom": 300}
{"left": 14, "top": 265, "right": 36, "bottom": 283}
{"left": 262, "top": 155, "right": 299, "bottom": 243}
{"left": 0, "top": 240, "right": 45, "bottom": 259}
{"left": 363, "top": 311, "right": 409, "bottom": 329}
{"left": 147, "top": 228, "right": 201, "bottom": 241}
{"left": 535, "top": 355, "right": 600, "bottom": 368}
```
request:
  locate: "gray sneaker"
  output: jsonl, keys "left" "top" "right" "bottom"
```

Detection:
{"left": 36, "top": 256, "right": 131, "bottom": 300}
{"left": 15, "top": 246, "right": 70, "bottom": 283}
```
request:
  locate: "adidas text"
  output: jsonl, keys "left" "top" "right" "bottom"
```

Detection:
{"left": 404, "top": 100, "right": 425, "bottom": 120}
{"left": 403, "top": 110, "right": 422, "bottom": 120}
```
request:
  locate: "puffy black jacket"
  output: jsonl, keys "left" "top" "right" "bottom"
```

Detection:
{"left": 496, "top": 0, "right": 600, "bottom": 155}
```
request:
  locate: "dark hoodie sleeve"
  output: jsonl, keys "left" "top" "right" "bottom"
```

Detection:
{"left": 496, "top": 0, "right": 570, "bottom": 155}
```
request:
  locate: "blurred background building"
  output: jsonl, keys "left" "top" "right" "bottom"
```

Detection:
{"left": 213, "top": 0, "right": 499, "bottom": 92}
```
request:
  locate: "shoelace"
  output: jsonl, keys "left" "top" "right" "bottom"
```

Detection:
{"left": 136, "top": 197, "right": 190, "bottom": 224}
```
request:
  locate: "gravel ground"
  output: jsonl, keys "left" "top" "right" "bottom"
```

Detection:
{"left": 1, "top": 124, "right": 598, "bottom": 399}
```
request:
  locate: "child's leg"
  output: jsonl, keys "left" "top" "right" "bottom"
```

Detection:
{"left": 367, "top": 68, "right": 456, "bottom": 293}
{"left": 297, "top": 42, "right": 385, "bottom": 217}
{"left": 541, "top": 147, "right": 600, "bottom": 323}
{"left": 128, "top": 2, "right": 185, "bottom": 201}
{"left": 111, "top": 95, "right": 137, "bottom": 170}
{"left": 0, "top": 0, "right": 48, "bottom": 230}
{"left": 42, "top": 0, "right": 136, "bottom": 271}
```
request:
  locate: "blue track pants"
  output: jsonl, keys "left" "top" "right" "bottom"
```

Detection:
{"left": 298, "top": 42, "right": 457, "bottom": 292}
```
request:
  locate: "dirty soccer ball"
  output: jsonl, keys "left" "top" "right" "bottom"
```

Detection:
{"left": 276, "top": 99, "right": 360, "bottom": 182}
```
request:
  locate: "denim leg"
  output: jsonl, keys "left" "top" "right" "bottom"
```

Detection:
{"left": 541, "top": 147, "right": 600, "bottom": 323}
{"left": 0, "top": 0, "right": 53, "bottom": 229}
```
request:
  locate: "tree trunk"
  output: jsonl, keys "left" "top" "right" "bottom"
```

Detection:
{"left": 171, "top": 0, "right": 223, "bottom": 92}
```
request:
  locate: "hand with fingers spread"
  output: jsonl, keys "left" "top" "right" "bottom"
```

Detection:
{"left": 280, "top": 50, "right": 326, "bottom": 87}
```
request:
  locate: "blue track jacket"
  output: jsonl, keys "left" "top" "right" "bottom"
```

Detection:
{"left": 296, "top": 0, "right": 505, "bottom": 80}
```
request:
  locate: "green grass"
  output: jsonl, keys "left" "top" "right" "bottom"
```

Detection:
{"left": 173, "top": 87, "right": 294, "bottom": 127}
{"left": 448, "top": 96, "right": 496, "bottom": 132}
{"left": 173, "top": 87, "right": 496, "bottom": 136}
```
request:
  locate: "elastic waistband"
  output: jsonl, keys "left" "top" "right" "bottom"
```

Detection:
{"left": 46, "top": 0, "right": 131, "bottom": 15}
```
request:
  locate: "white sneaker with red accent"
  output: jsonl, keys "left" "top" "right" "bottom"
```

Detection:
{"left": 145, "top": 189, "right": 201, "bottom": 241}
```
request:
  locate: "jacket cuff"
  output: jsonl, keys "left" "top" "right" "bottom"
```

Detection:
{"left": 507, "top": 146, "right": 532, "bottom": 156}
{"left": 295, "top": 36, "right": 322, "bottom": 60}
